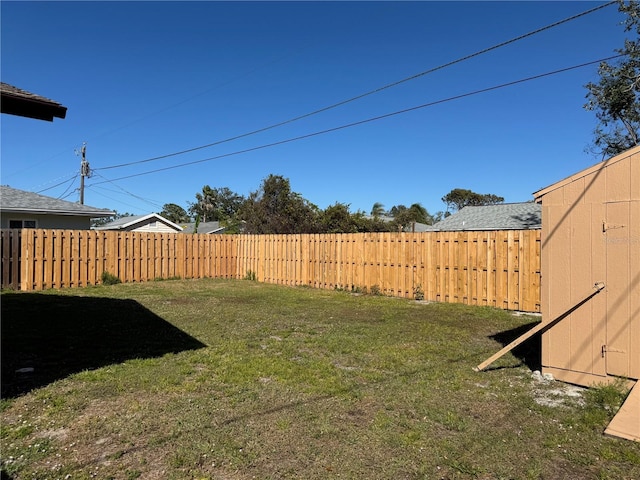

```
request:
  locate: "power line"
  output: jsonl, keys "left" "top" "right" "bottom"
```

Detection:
{"left": 56, "top": 174, "right": 79, "bottom": 200}
{"left": 95, "top": 1, "right": 616, "bottom": 173}
{"left": 35, "top": 173, "right": 81, "bottom": 194}
{"left": 86, "top": 186, "right": 150, "bottom": 212}
{"left": 89, "top": 54, "right": 624, "bottom": 186}
{"left": 89, "top": 172, "right": 164, "bottom": 209}
{"left": 59, "top": 189, "right": 79, "bottom": 201}
{"left": 29, "top": 170, "right": 78, "bottom": 192}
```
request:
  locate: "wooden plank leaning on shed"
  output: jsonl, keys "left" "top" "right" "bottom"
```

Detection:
{"left": 474, "top": 282, "right": 606, "bottom": 372}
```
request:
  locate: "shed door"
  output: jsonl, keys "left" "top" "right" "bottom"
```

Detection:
{"left": 604, "top": 202, "right": 632, "bottom": 377}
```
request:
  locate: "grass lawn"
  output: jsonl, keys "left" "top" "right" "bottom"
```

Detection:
{"left": 1, "top": 278, "right": 638, "bottom": 479}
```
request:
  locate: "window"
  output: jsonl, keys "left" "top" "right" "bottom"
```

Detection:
{"left": 9, "top": 220, "right": 36, "bottom": 228}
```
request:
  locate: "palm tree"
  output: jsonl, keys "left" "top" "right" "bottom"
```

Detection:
{"left": 371, "top": 202, "right": 385, "bottom": 218}
{"left": 408, "top": 203, "right": 429, "bottom": 224}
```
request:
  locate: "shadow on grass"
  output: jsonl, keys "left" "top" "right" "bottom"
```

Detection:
{"left": 489, "top": 321, "right": 542, "bottom": 372}
{"left": 1, "top": 293, "right": 206, "bottom": 398}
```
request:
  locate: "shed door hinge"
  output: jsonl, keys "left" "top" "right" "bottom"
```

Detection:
{"left": 602, "top": 345, "right": 626, "bottom": 357}
{"left": 602, "top": 222, "right": 626, "bottom": 232}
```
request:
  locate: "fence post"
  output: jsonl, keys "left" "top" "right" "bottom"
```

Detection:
{"left": 19, "top": 229, "right": 30, "bottom": 291}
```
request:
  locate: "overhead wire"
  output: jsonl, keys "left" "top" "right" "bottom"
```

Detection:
{"left": 35, "top": 172, "right": 81, "bottom": 194}
{"left": 55, "top": 174, "right": 80, "bottom": 200}
{"left": 95, "top": 1, "right": 616, "bottom": 172}
{"left": 89, "top": 54, "right": 624, "bottom": 186}
{"left": 89, "top": 172, "right": 164, "bottom": 209}
{"left": 59, "top": 190, "right": 80, "bottom": 201}
{"left": 87, "top": 186, "right": 151, "bottom": 211}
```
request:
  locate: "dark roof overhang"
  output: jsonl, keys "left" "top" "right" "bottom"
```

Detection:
{"left": 0, "top": 83, "right": 67, "bottom": 121}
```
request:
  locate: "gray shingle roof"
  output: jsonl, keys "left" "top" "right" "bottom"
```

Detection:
{"left": 93, "top": 215, "right": 146, "bottom": 229}
{"left": 425, "top": 202, "right": 541, "bottom": 231}
{"left": 0, "top": 185, "right": 114, "bottom": 217}
{"left": 180, "top": 221, "right": 226, "bottom": 234}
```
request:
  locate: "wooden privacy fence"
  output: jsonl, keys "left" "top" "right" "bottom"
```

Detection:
{"left": 1, "top": 228, "right": 541, "bottom": 312}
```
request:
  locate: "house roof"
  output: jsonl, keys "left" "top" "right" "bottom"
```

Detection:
{"left": 425, "top": 202, "right": 541, "bottom": 231}
{"left": 533, "top": 144, "right": 640, "bottom": 201}
{"left": 0, "top": 185, "right": 115, "bottom": 217}
{"left": 180, "top": 221, "right": 226, "bottom": 234}
{"left": 0, "top": 82, "right": 67, "bottom": 121}
{"left": 94, "top": 213, "right": 183, "bottom": 231}
{"left": 410, "top": 222, "right": 433, "bottom": 232}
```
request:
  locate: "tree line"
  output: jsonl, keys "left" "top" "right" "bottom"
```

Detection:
{"left": 91, "top": 177, "right": 505, "bottom": 233}
{"left": 151, "top": 175, "right": 504, "bottom": 234}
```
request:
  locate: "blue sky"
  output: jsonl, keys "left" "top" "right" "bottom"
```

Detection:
{"left": 0, "top": 1, "right": 630, "bottom": 217}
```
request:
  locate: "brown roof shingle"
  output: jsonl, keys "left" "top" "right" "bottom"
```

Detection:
{"left": 0, "top": 82, "right": 67, "bottom": 121}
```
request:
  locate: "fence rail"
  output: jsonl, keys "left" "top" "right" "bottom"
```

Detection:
{"left": 1, "top": 228, "right": 541, "bottom": 312}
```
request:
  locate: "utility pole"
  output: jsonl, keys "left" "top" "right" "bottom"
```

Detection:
{"left": 79, "top": 143, "right": 90, "bottom": 204}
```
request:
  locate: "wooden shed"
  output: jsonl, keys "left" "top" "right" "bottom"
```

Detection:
{"left": 533, "top": 145, "right": 639, "bottom": 441}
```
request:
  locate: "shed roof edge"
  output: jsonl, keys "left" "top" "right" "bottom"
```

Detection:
{"left": 533, "top": 145, "right": 640, "bottom": 201}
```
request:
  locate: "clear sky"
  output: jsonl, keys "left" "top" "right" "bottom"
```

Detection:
{"left": 0, "top": 1, "right": 630, "bottom": 217}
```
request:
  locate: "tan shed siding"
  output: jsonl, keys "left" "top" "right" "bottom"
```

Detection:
{"left": 630, "top": 200, "right": 640, "bottom": 378}
{"left": 590, "top": 200, "right": 608, "bottom": 378}
{"left": 543, "top": 197, "right": 573, "bottom": 370}
{"left": 539, "top": 146, "right": 640, "bottom": 385}
{"left": 605, "top": 200, "right": 639, "bottom": 378}
{"left": 605, "top": 153, "right": 631, "bottom": 202}
{"left": 541, "top": 203, "right": 551, "bottom": 368}
{"left": 570, "top": 203, "right": 598, "bottom": 375}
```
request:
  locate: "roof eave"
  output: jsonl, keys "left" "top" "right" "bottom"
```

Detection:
{"left": 533, "top": 145, "right": 640, "bottom": 201}
{"left": 1, "top": 207, "right": 115, "bottom": 217}
{"left": 0, "top": 93, "right": 67, "bottom": 121}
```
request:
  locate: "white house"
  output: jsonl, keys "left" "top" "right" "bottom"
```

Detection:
{"left": 94, "top": 213, "right": 183, "bottom": 233}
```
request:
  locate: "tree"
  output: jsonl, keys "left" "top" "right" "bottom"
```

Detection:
{"left": 159, "top": 203, "right": 190, "bottom": 224}
{"left": 238, "top": 175, "right": 320, "bottom": 234}
{"left": 585, "top": 0, "right": 640, "bottom": 158}
{"left": 441, "top": 188, "right": 504, "bottom": 213}
{"left": 370, "top": 202, "right": 386, "bottom": 218}
{"left": 189, "top": 186, "right": 244, "bottom": 222}
{"left": 388, "top": 204, "right": 405, "bottom": 218}
{"left": 319, "top": 203, "right": 359, "bottom": 233}
{"left": 433, "top": 211, "right": 446, "bottom": 223}
{"left": 388, "top": 203, "right": 435, "bottom": 231}
{"left": 407, "top": 203, "right": 432, "bottom": 224}
{"left": 355, "top": 212, "right": 390, "bottom": 232}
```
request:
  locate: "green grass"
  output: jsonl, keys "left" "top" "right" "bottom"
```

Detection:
{"left": 1, "top": 278, "right": 638, "bottom": 479}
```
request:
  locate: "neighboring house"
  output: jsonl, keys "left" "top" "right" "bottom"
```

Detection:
{"left": 180, "top": 221, "right": 227, "bottom": 234}
{"left": 533, "top": 145, "right": 639, "bottom": 442}
{"left": 1, "top": 82, "right": 67, "bottom": 121}
{"left": 94, "top": 213, "right": 183, "bottom": 233}
{"left": 0, "top": 185, "right": 114, "bottom": 230}
{"left": 424, "top": 202, "right": 541, "bottom": 231}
